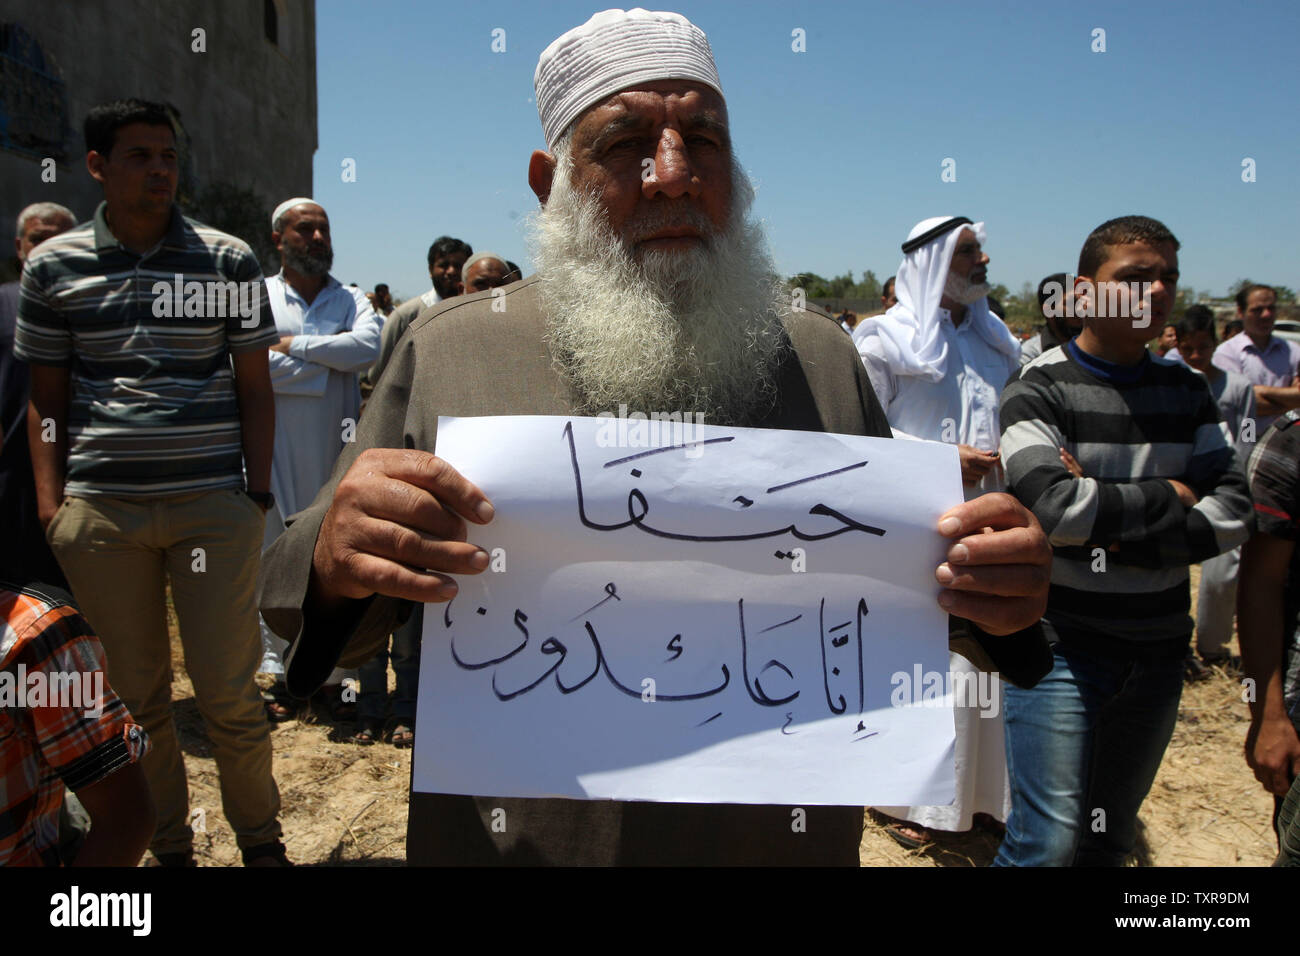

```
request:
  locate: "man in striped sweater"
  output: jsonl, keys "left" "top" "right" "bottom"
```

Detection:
{"left": 993, "top": 216, "right": 1254, "bottom": 866}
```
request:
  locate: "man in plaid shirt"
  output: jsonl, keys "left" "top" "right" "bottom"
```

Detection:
{"left": 1238, "top": 410, "right": 1300, "bottom": 864}
{"left": 1, "top": 581, "right": 154, "bottom": 866}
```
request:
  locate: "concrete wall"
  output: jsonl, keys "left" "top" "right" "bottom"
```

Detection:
{"left": 0, "top": 0, "right": 316, "bottom": 277}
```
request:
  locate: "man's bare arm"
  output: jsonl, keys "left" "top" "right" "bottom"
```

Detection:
{"left": 69, "top": 762, "right": 156, "bottom": 866}
{"left": 1237, "top": 531, "right": 1300, "bottom": 795}
{"left": 1253, "top": 385, "right": 1300, "bottom": 417}
{"left": 231, "top": 348, "right": 275, "bottom": 494}
{"left": 27, "top": 364, "right": 69, "bottom": 528}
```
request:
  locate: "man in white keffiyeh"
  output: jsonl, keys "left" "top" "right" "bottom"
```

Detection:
{"left": 855, "top": 216, "right": 1020, "bottom": 843}
{"left": 854, "top": 216, "right": 1021, "bottom": 496}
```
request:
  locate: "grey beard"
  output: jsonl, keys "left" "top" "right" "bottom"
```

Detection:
{"left": 282, "top": 245, "right": 333, "bottom": 276}
{"left": 943, "top": 270, "right": 990, "bottom": 306}
{"left": 529, "top": 151, "right": 789, "bottom": 426}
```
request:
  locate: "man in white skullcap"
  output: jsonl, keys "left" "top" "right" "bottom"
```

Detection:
{"left": 257, "top": 198, "right": 381, "bottom": 715}
{"left": 259, "top": 11, "right": 1052, "bottom": 866}
{"left": 854, "top": 216, "right": 1021, "bottom": 845}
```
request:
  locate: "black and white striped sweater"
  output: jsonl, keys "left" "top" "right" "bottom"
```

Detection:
{"left": 1000, "top": 342, "right": 1255, "bottom": 655}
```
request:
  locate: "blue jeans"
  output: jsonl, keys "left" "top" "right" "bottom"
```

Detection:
{"left": 992, "top": 640, "right": 1184, "bottom": 866}
{"left": 357, "top": 604, "right": 422, "bottom": 724}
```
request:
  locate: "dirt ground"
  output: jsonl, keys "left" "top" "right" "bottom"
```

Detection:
{"left": 164, "top": 566, "right": 1277, "bottom": 867}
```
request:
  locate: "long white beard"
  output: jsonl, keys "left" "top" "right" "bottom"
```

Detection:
{"left": 943, "top": 270, "right": 990, "bottom": 306}
{"left": 529, "top": 151, "right": 789, "bottom": 425}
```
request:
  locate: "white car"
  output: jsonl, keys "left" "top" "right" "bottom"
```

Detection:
{"left": 1273, "top": 320, "right": 1300, "bottom": 345}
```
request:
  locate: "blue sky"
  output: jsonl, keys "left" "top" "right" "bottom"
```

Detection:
{"left": 313, "top": 0, "right": 1298, "bottom": 302}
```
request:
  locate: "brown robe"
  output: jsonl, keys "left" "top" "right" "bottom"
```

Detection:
{"left": 259, "top": 276, "right": 899, "bottom": 865}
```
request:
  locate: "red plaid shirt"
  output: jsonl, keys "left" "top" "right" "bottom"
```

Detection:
{"left": 1, "top": 584, "right": 149, "bottom": 866}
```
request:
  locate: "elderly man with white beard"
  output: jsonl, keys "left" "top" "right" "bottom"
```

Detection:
{"left": 853, "top": 218, "right": 1022, "bottom": 847}
{"left": 259, "top": 8, "right": 1051, "bottom": 866}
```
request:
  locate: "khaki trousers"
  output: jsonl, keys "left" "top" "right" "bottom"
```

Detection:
{"left": 48, "top": 489, "right": 281, "bottom": 854}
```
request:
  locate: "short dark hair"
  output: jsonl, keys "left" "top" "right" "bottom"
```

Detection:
{"left": 427, "top": 236, "right": 472, "bottom": 267}
{"left": 1224, "top": 319, "right": 1245, "bottom": 337}
{"left": 1077, "top": 215, "right": 1180, "bottom": 278}
{"left": 374, "top": 283, "right": 389, "bottom": 294}
{"left": 1037, "top": 272, "right": 1069, "bottom": 312}
{"left": 1235, "top": 283, "right": 1275, "bottom": 311}
{"left": 505, "top": 260, "right": 522, "bottom": 281}
{"left": 1176, "top": 305, "right": 1216, "bottom": 341}
{"left": 84, "top": 98, "right": 175, "bottom": 157}
{"left": 883, "top": 275, "right": 896, "bottom": 296}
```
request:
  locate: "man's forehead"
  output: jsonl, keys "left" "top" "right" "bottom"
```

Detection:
{"left": 1104, "top": 240, "right": 1177, "bottom": 269}
{"left": 286, "top": 204, "right": 328, "bottom": 225}
{"left": 117, "top": 122, "right": 175, "bottom": 147}
{"left": 578, "top": 81, "right": 727, "bottom": 131}
{"left": 27, "top": 216, "right": 73, "bottom": 232}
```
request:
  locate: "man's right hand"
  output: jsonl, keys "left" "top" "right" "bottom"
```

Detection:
{"left": 37, "top": 492, "right": 64, "bottom": 531}
{"left": 1246, "top": 713, "right": 1300, "bottom": 796}
{"left": 957, "top": 444, "right": 1000, "bottom": 485}
{"left": 310, "top": 449, "right": 495, "bottom": 607}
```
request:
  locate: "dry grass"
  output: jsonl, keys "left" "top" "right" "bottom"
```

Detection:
{"left": 159, "top": 567, "right": 1277, "bottom": 867}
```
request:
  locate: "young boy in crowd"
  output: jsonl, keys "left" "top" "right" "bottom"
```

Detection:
{"left": 993, "top": 215, "right": 1254, "bottom": 866}
{"left": 1174, "top": 307, "right": 1257, "bottom": 676}
{"left": 2, "top": 580, "right": 155, "bottom": 865}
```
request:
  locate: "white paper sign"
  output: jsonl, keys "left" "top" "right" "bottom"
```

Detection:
{"left": 415, "top": 414, "right": 962, "bottom": 806}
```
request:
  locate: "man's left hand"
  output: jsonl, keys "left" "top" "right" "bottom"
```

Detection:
{"left": 934, "top": 492, "right": 1051, "bottom": 635}
{"left": 270, "top": 335, "right": 294, "bottom": 354}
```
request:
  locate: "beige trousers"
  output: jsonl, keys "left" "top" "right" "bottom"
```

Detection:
{"left": 48, "top": 489, "right": 281, "bottom": 854}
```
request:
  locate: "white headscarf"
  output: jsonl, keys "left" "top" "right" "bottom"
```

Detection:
{"left": 534, "top": 9, "right": 723, "bottom": 151}
{"left": 853, "top": 217, "right": 1019, "bottom": 381}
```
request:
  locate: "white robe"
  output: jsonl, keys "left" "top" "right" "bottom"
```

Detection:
{"left": 858, "top": 306, "right": 1018, "bottom": 831}
{"left": 258, "top": 273, "right": 381, "bottom": 675}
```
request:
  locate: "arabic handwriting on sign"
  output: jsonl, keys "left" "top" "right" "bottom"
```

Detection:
{"left": 562, "top": 420, "right": 889, "bottom": 542}
{"left": 665, "top": 634, "right": 683, "bottom": 662}
{"left": 818, "top": 597, "right": 868, "bottom": 717}
{"left": 569, "top": 581, "right": 621, "bottom": 621}
{"left": 737, "top": 598, "right": 799, "bottom": 707}
{"left": 446, "top": 581, "right": 733, "bottom": 703}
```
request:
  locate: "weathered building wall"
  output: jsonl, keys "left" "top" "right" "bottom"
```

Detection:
{"left": 0, "top": 0, "right": 316, "bottom": 277}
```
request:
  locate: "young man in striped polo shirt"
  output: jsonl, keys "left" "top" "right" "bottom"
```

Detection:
{"left": 993, "top": 216, "right": 1254, "bottom": 866}
{"left": 15, "top": 99, "right": 288, "bottom": 866}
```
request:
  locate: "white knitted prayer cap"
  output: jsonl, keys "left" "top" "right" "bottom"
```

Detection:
{"left": 534, "top": 9, "right": 723, "bottom": 151}
{"left": 271, "top": 197, "right": 320, "bottom": 230}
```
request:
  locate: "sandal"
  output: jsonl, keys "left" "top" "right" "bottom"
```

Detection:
{"left": 390, "top": 723, "right": 415, "bottom": 749}
{"left": 348, "top": 722, "right": 381, "bottom": 746}
{"left": 262, "top": 682, "right": 301, "bottom": 723}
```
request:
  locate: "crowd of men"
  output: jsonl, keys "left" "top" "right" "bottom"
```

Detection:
{"left": 1, "top": 8, "right": 1297, "bottom": 868}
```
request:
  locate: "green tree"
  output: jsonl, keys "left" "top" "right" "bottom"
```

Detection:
{"left": 855, "top": 269, "right": 881, "bottom": 302}
{"left": 180, "top": 181, "right": 276, "bottom": 274}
